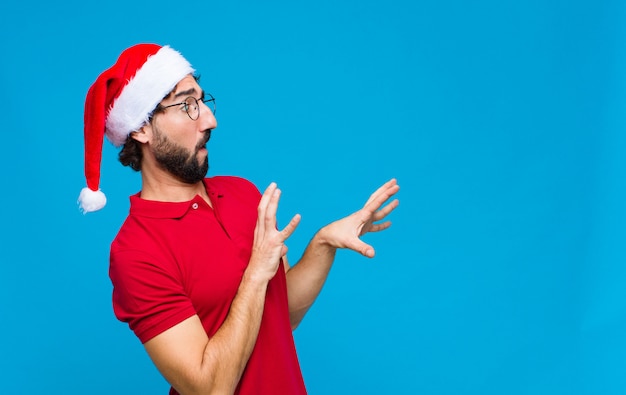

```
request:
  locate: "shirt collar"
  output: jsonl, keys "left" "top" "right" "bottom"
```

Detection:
{"left": 129, "top": 178, "right": 223, "bottom": 219}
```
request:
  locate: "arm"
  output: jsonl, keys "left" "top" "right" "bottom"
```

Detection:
{"left": 285, "top": 178, "right": 400, "bottom": 329}
{"left": 144, "top": 183, "right": 300, "bottom": 395}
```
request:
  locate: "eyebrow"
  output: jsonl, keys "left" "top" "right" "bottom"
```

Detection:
{"left": 173, "top": 87, "right": 204, "bottom": 100}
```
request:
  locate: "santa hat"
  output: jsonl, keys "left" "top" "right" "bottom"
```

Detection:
{"left": 78, "top": 43, "right": 195, "bottom": 213}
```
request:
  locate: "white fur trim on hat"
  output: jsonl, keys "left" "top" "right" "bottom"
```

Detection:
{"left": 105, "top": 45, "right": 195, "bottom": 146}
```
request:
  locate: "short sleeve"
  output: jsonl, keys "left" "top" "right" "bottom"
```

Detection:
{"left": 109, "top": 249, "right": 197, "bottom": 343}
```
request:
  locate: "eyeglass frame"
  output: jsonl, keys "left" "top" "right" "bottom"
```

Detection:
{"left": 151, "top": 93, "right": 216, "bottom": 121}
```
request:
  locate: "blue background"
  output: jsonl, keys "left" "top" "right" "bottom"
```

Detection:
{"left": 1, "top": 0, "right": 625, "bottom": 394}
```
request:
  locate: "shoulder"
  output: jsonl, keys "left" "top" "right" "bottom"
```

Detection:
{"left": 206, "top": 176, "right": 261, "bottom": 198}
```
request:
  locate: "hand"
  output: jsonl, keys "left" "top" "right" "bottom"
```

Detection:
{"left": 248, "top": 183, "right": 301, "bottom": 281}
{"left": 318, "top": 178, "right": 400, "bottom": 258}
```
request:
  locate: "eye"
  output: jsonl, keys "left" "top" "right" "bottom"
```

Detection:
{"left": 185, "top": 97, "right": 200, "bottom": 111}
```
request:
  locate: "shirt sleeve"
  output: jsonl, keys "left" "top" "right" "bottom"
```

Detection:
{"left": 109, "top": 248, "right": 197, "bottom": 344}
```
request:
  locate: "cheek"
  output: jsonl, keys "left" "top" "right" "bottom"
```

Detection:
{"left": 160, "top": 119, "right": 199, "bottom": 147}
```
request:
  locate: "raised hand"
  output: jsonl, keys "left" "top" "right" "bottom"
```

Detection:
{"left": 317, "top": 178, "right": 400, "bottom": 258}
{"left": 248, "top": 183, "right": 301, "bottom": 281}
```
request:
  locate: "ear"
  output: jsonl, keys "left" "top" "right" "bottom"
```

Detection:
{"left": 130, "top": 124, "right": 151, "bottom": 144}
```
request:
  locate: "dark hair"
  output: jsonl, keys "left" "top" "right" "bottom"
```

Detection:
{"left": 118, "top": 134, "right": 143, "bottom": 171}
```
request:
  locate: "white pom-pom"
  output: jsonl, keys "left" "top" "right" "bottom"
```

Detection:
{"left": 78, "top": 187, "right": 107, "bottom": 214}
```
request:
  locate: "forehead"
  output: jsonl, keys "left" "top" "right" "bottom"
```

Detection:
{"left": 174, "top": 74, "right": 200, "bottom": 92}
{"left": 162, "top": 75, "right": 202, "bottom": 103}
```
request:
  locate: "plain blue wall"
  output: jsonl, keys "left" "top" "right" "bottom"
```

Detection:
{"left": 1, "top": 0, "right": 625, "bottom": 394}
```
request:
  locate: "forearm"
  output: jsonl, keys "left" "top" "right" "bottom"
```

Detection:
{"left": 286, "top": 229, "right": 337, "bottom": 328}
{"left": 197, "top": 273, "right": 269, "bottom": 393}
{"left": 148, "top": 272, "right": 270, "bottom": 395}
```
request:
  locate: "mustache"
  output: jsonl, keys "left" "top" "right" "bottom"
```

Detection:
{"left": 196, "top": 129, "right": 212, "bottom": 150}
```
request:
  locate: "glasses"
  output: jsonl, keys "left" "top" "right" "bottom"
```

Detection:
{"left": 156, "top": 93, "right": 216, "bottom": 120}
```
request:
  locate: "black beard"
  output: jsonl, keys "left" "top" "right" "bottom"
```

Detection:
{"left": 152, "top": 127, "right": 210, "bottom": 184}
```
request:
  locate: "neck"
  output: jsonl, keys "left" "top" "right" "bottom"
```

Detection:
{"left": 139, "top": 167, "right": 212, "bottom": 207}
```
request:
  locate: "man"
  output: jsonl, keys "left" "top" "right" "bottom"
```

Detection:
{"left": 79, "top": 43, "right": 399, "bottom": 395}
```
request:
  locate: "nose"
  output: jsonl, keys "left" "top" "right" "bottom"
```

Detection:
{"left": 199, "top": 101, "right": 217, "bottom": 130}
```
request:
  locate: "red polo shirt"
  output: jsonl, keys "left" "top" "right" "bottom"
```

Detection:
{"left": 109, "top": 176, "right": 307, "bottom": 394}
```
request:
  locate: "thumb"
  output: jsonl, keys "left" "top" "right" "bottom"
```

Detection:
{"left": 349, "top": 239, "right": 375, "bottom": 258}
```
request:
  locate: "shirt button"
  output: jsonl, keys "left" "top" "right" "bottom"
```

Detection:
{"left": 192, "top": 203, "right": 199, "bottom": 210}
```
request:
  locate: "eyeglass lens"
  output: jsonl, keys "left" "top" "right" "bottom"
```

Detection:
{"left": 184, "top": 96, "right": 216, "bottom": 120}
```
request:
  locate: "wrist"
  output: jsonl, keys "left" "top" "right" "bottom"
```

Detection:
{"left": 312, "top": 227, "right": 338, "bottom": 252}
{"left": 241, "top": 263, "right": 274, "bottom": 288}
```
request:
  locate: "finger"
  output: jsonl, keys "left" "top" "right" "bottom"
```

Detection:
{"left": 254, "top": 182, "right": 277, "bottom": 240}
{"left": 280, "top": 213, "right": 301, "bottom": 240}
{"left": 264, "top": 187, "right": 281, "bottom": 228}
{"left": 260, "top": 182, "right": 278, "bottom": 209}
{"left": 348, "top": 239, "right": 375, "bottom": 258}
{"left": 365, "top": 178, "right": 398, "bottom": 206}
{"left": 367, "top": 220, "right": 392, "bottom": 233}
{"left": 364, "top": 183, "right": 399, "bottom": 214}
{"left": 255, "top": 182, "right": 277, "bottom": 238}
{"left": 371, "top": 198, "right": 400, "bottom": 221}
{"left": 363, "top": 184, "right": 400, "bottom": 216}
{"left": 257, "top": 182, "right": 277, "bottom": 220}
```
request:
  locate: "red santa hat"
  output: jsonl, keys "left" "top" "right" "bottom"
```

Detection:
{"left": 78, "top": 43, "right": 195, "bottom": 213}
